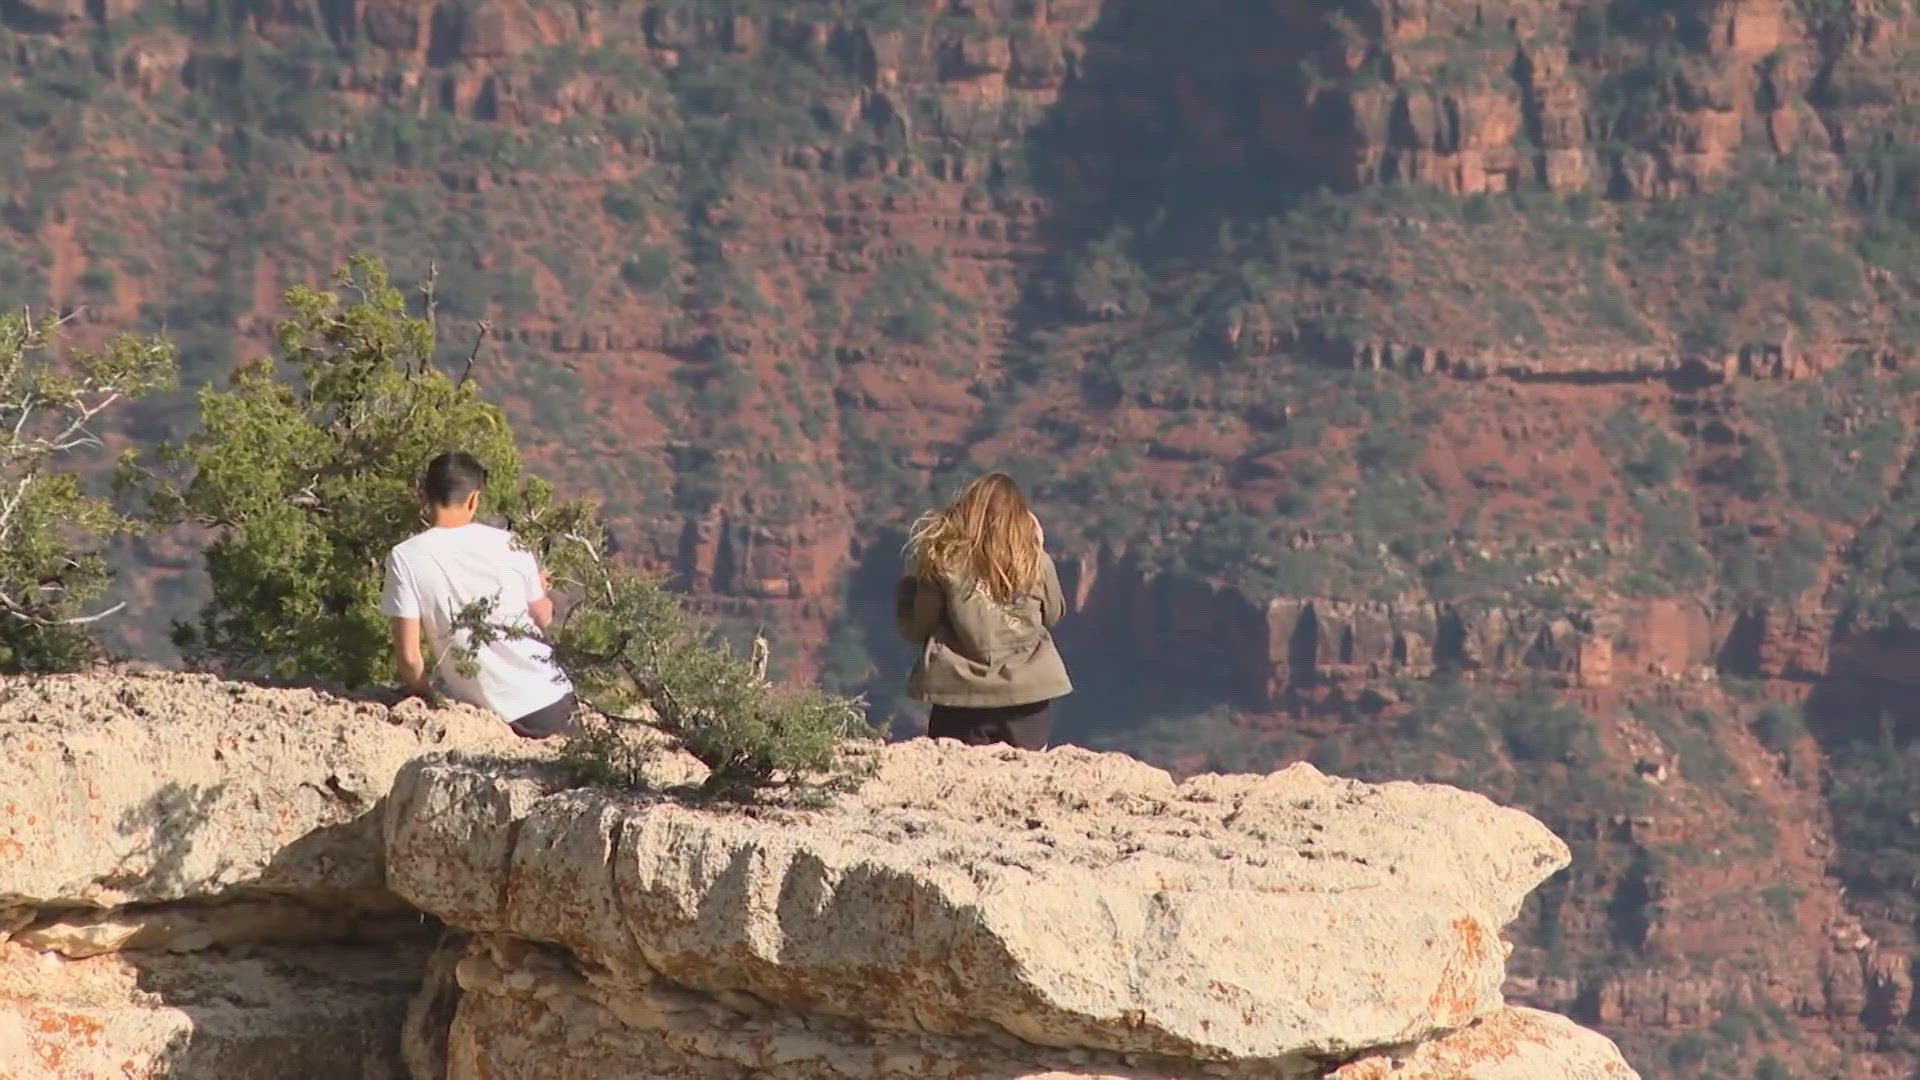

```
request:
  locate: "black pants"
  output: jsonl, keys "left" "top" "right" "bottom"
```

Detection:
{"left": 927, "top": 699, "right": 1052, "bottom": 751}
{"left": 509, "top": 693, "right": 577, "bottom": 739}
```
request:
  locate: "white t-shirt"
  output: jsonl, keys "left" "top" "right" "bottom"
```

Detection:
{"left": 378, "top": 523, "right": 572, "bottom": 722}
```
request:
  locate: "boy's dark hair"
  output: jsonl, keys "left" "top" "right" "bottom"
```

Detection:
{"left": 420, "top": 451, "right": 489, "bottom": 507}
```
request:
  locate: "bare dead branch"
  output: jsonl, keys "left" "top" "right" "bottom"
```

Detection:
{"left": 457, "top": 321, "right": 492, "bottom": 388}
{"left": 0, "top": 475, "right": 32, "bottom": 537}
{"left": 0, "top": 590, "right": 126, "bottom": 628}
{"left": 421, "top": 261, "right": 440, "bottom": 355}
{"left": 750, "top": 630, "right": 770, "bottom": 683}
{"left": 598, "top": 707, "right": 674, "bottom": 734}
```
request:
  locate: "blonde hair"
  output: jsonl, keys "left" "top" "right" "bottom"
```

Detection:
{"left": 907, "top": 472, "right": 1041, "bottom": 604}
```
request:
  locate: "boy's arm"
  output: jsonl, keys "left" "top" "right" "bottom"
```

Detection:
{"left": 380, "top": 550, "right": 433, "bottom": 700}
{"left": 521, "top": 552, "right": 554, "bottom": 631}
{"left": 527, "top": 596, "right": 554, "bottom": 631}
{"left": 390, "top": 618, "right": 432, "bottom": 699}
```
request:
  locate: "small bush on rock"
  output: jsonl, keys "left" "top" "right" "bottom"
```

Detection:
{"left": 458, "top": 543, "right": 875, "bottom": 800}
{"left": 0, "top": 311, "right": 174, "bottom": 673}
{"left": 138, "top": 255, "right": 874, "bottom": 799}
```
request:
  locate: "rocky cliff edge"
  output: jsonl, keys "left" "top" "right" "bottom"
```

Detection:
{"left": 0, "top": 672, "right": 1636, "bottom": 1078}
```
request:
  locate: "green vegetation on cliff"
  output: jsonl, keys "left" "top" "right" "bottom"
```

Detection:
{"left": 138, "top": 258, "right": 564, "bottom": 685}
{"left": 119, "top": 257, "right": 873, "bottom": 797}
{"left": 0, "top": 313, "right": 174, "bottom": 673}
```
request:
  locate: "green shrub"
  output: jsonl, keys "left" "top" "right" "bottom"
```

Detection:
{"left": 1712, "top": 1005, "right": 1757, "bottom": 1047}
{"left": 601, "top": 188, "right": 648, "bottom": 223}
{"left": 855, "top": 254, "right": 973, "bottom": 349}
{"left": 1064, "top": 228, "right": 1150, "bottom": 320}
{"left": 77, "top": 266, "right": 117, "bottom": 297}
{"left": 1729, "top": 439, "right": 1780, "bottom": 499}
{"left": 1627, "top": 431, "right": 1685, "bottom": 486}
{"left": 138, "top": 257, "right": 558, "bottom": 685}
{"left": 1667, "top": 1032, "right": 1712, "bottom": 1071}
{"left": 1634, "top": 702, "right": 1735, "bottom": 784}
{"left": 1756, "top": 1053, "right": 1793, "bottom": 1080}
{"left": 1826, "top": 730, "right": 1920, "bottom": 896}
{"left": 0, "top": 312, "right": 175, "bottom": 672}
{"left": 1749, "top": 379, "right": 1906, "bottom": 525}
{"left": 620, "top": 246, "right": 678, "bottom": 293}
{"left": 1496, "top": 686, "right": 1597, "bottom": 764}
{"left": 467, "top": 550, "right": 877, "bottom": 799}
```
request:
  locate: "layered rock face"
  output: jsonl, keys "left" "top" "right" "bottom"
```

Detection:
{"left": 0, "top": 671, "right": 530, "bottom": 1077}
{"left": 0, "top": 673, "right": 1636, "bottom": 1077}
{"left": 5, "top": 0, "right": 1912, "bottom": 648}
{"left": 385, "top": 741, "right": 1636, "bottom": 1077}
{"left": 1063, "top": 555, "right": 1743, "bottom": 706}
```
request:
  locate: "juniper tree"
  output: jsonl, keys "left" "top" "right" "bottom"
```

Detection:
{"left": 140, "top": 256, "right": 873, "bottom": 798}
{"left": 136, "top": 256, "right": 586, "bottom": 685}
{"left": 0, "top": 311, "right": 175, "bottom": 673}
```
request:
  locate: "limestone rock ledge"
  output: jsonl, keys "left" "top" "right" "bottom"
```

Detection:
{"left": 438, "top": 936, "right": 1636, "bottom": 1080}
{"left": 0, "top": 670, "right": 534, "bottom": 1079}
{"left": 0, "top": 670, "right": 532, "bottom": 909}
{"left": 385, "top": 741, "right": 1639, "bottom": 1078}
{"left": 1329, "top": 1008, "right": 1639, "bottom": 1080}
{"left": 0, "top": 672, "right": 1635, "bottom": 1078}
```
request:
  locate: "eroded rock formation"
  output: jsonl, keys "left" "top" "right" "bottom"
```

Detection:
{"left": 382, "top": 728, "right": 1635, "bottom": 1076}
{"left": 0, "top": 672, "right": 1636, "bottom": 1077}
{"left": 0, "top": 671, "right": 530, "bottom": 1077}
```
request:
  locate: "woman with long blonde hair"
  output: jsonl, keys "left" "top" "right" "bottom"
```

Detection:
{"left": 895, "top": 472, "right": 1072, "bottom": 750}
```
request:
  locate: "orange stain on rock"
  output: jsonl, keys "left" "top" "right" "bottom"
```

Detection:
{"left": 1423, "top": 915, "right": 1491, "bottom": 1027}
{"left": 29, "top": 1007, "right": 107, "bottom": 1069}
{"left": 36, "top": 1010, "right": 104, "bottom": 1040}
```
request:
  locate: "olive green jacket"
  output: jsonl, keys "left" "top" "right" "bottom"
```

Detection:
{"left": 894, "top": 554, "right": 1073, "bottom": 708}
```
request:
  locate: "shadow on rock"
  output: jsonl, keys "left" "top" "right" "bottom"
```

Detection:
{"left": 107, "top": 781, "right": 230, "bottom": 899}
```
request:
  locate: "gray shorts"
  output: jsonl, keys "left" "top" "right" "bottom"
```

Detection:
{"left": 508, "top": 692, "right": 577, "bottom": 739}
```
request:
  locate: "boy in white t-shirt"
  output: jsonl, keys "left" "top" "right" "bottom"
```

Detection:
{"left": 379, "top": 451, "right": 576, "bottom": 738}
